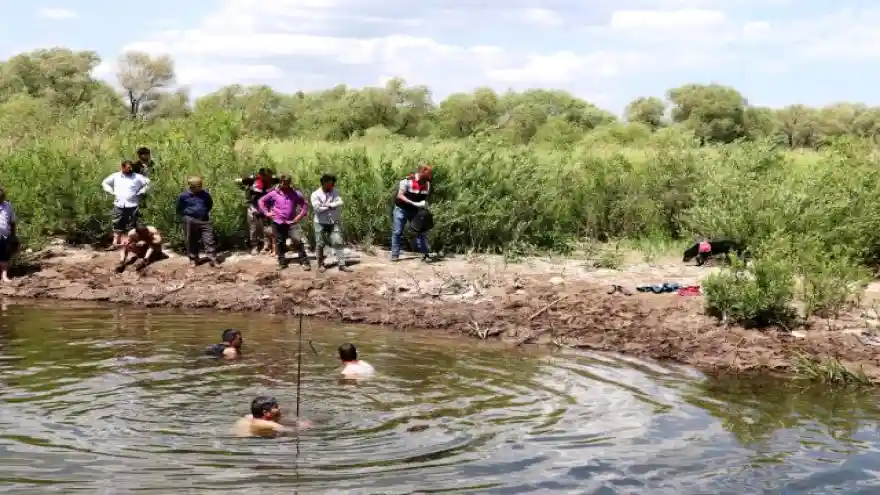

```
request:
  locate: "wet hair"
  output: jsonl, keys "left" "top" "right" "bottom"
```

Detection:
{"left": 137, "top": 147, "right": 150, "bottom": 156}
{"left": 251, "top": 396, "right": 278, "bottom": 418}
{"left": 320, "top": 173, "right": 337, "bottom": 186}
{"left": 338, "top": 343, "right": 358, "bottom": 362}
{"left": 221, "top": 328, "right": 240, "bottom": 343}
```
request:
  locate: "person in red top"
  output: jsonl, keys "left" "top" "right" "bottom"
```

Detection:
{"left": 235, "top": 168, "right": 279, "bottom": 255}
{"left": 390, "top": 164, "right": 433, "bottom": 262}
{"left": 258, "top": 175, "right": 311, "bottom": 270}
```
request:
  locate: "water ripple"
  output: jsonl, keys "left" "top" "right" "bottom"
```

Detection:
{"left": 1, "top": 305, "right": 880, "bottom": 493}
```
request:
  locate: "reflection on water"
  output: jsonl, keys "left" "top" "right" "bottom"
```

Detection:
{"left": 1, "top": 302, "right": 880, "bottom": 493}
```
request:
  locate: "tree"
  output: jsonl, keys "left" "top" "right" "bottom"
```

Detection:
{"left": 0, "top": 48, "right": 106, "bottom": 109}
{"left": 667, "top": 84, "right": 747, "bottom": 144}
{"left": 625, "top": 96, "right": 666, "bottom": 130}
{"left": 115, "top": 51, "right": 175, "bottom": 118}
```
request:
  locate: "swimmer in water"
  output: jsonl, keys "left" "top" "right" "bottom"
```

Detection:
{"left": 205, "top": 328, "right": 242, "bottom": 359}
{"left": 339, "top": 343, "right": 375, "bottom": 377}
{"left": 232, "top": 395, "right": 312, "bottom": 437}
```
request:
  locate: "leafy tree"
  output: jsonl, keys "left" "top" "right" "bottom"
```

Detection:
{"left": 116, "top": 51, "right": 176, "bottom": 118}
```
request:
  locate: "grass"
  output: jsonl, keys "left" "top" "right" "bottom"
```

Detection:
{"left": 792, "top": 353, "right": 871, "bottom": 385}
{"left": 1, "top": 111, "right": 880, "bottom": 326}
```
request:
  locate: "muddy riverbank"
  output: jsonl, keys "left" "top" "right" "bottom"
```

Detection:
{"left": 1, "top": 244, "right": 879, "bottom": 382}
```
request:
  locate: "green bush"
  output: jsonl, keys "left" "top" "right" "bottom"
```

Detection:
{"left": 703, "top": 250, "right": 797, "bottom": 328}
{"left": 2, "top": 108, "right": 880, "bottom": 327}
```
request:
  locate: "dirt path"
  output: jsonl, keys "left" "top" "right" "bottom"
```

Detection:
{"left": 2, "top": 243, "right": 879, "bottom": 382}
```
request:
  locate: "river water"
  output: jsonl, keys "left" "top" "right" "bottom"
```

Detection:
{"left": 1, "top": 302, "right": 879, "bottom": 494}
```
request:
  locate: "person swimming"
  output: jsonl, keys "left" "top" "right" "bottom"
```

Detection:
{"left": 339, "top": 343, "right": 375, "bottom": 377}
{"left": 232, "top": 395, "right": 312, "bottom": 437}
{"left": 205, "top": 328, "right": 242, "bottom": 359}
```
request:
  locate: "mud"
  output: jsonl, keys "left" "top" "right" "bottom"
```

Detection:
{"left": 2, "top": 243, "right": 880, "bottom": 383}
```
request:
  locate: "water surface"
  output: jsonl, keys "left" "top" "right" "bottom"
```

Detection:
{"left": 0, "top": 302, "right": 879, "bottom": 494}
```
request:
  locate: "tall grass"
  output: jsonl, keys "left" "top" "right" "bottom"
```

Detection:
{"left": 2, "top": 112, "right": 880, "bottom": 325}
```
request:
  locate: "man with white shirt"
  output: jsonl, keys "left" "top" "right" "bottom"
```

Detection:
{"left": 102, "top": 160, "right": 150, "bottom": 248}
{"left": 0, "top": 187, "right": 18, "bottom": 284}
{"left": 310, "top": 173, "right": 351, "bottom": 273}
{"left": 339, "top": 343, "right": 375, "bottom": 378}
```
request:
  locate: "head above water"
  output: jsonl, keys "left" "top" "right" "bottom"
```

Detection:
{"left": 136, "top": 147, "right": 151, "bottom": 162}
{"left": 251, "top": 395, "right": 280, "bottom": 420}
{"left": 222, "top": 328, "right": 242, "bottom": 348}
{"left": 338, "top": 343, "right": 358, "bottom": 362}
{"left": 320, "top": 173, "right": 337, "bottom": 191}
{"left": 120, "top": 160, "right": 134, "bottom": 174}
{"left": 187, "top": 176, "right": 203, "bottom": 192}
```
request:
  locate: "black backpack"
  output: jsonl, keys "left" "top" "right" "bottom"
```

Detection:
{"left": 409, "top": 209, "right": 434, "bottom": 234}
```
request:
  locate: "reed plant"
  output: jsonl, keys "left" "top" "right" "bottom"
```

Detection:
{"left": 2, "top": 111, "right": 880, "bottom": 324}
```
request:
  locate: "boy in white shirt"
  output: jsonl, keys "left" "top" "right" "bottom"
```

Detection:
{"left": 339, "top": 343, "right": 375, "bottom": 378}
{"left": 310, "top": 173, "right": 351, "bottom": 273}
{"left": 101, "top": 160, "right": 150, "bottom": 248}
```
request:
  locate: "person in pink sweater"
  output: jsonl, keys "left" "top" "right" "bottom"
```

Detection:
{"left": 258, "top": 175, "right": 312, "bottom": 270}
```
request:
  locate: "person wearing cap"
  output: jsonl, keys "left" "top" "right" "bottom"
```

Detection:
{"left": 258, "top": 175, "right": 311, "bottom": 271}
{"left": 232, "top": 396, "right": 312, "bottom": 437}
{"left": 175, "top": 176, "right": 219, "bottom": 267}
{"left": 0, "top": 187, "right": 17, "bottom": 283}
{"left": 116, "top": 221, "right": 163, "bottom": 273}
{"left": 391, "top": 164, "right": 434, "bottom": 262}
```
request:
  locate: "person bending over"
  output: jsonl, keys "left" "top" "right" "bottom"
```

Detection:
{"left": 232, "top": 396, "right": 312, "bottom": 438}
{"left": 116, "top": 222, "right": 163, "bottom": 272}
{"left": 235, "top": 168, "right": 279, "bottom": 255}
{"left": 205, "top": 328, "right": 243, "bottom": 359}
{"left": 390, "top": 164, "right": 433, "bottom": 262}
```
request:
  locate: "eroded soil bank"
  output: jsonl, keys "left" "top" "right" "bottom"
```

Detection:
{"left": 2, "top": 243, "right": 879, "bottom": 382}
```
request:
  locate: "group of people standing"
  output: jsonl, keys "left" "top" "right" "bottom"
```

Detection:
{"left": 94, "top": 147, "right": 437, "bottom": 273}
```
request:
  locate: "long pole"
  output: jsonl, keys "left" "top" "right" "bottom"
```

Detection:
{"left": 295, "top": 312, "right": 303, "bottom": 418}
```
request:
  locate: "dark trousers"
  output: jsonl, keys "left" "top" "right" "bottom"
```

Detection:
{"left": 183, "top": 216, "right": 217, "bottom": 261}
{"left": 272, "top": 222, "right": 307, "bottom": 265}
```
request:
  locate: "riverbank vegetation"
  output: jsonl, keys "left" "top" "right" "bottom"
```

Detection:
{"left": 2, "top": 47, "right": 880, "bottom": 329}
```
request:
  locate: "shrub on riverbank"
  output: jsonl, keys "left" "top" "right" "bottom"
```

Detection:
{"left": 1, "top": 112, "right": 880, "bottom": 325}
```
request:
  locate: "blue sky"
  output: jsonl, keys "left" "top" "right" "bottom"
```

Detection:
{"left": 2, "top": 1, "right": 880, "bottom": 113}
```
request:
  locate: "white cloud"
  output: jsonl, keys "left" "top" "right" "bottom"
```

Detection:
{"left": 104, "top": 1, "right": 880, "bottom": 109}
{"left": 36, "top": 8, "right": 77, "bottom": 20}
{"left": 518, "top": 8, "right": 564, "bottom": 27}
{"left": 488, "top": 51, "right": 586, "bottom": 83}
{"left": 609, "top": 9, "right": 726, "bottom": 32}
